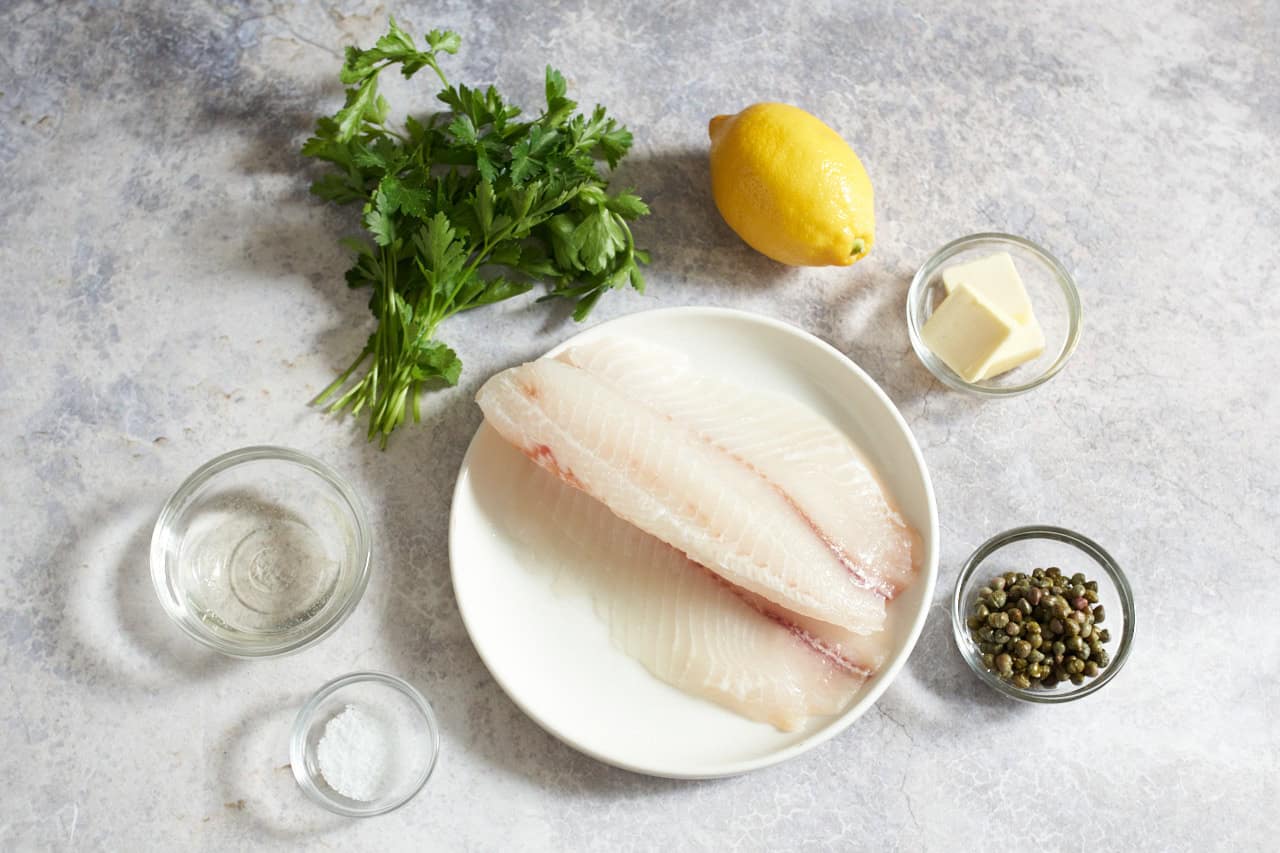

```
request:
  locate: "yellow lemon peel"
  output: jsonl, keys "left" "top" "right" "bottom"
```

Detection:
{"left": 708, "top": 103, "right": 875, "bottom": 267}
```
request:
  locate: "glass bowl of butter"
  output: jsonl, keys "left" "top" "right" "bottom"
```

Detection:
{"left": 907, "top": 233, "right": 1082, "bottom": 396}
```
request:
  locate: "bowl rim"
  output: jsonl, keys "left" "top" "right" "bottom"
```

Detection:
{"left": 290, "top": 670, "right": 441, "bottom": 817}
{"left": 907, "top": 232, "right": 1083, "bottom": 397}
{"left": 148, "top": 444, "right": 372, "bottom": 658}
{"left": 951, "top": 524, "right": 1135, "bottom": 703}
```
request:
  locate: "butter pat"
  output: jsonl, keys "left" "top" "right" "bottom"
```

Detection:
{"left": 920, "top": 282, "right": 1016, "bottom": 382}
{"left": 940, "top": 252, "right": 1045, "bottom": 380}
{"left": 942, "top": 253, "right": 1034, "bottom": 322}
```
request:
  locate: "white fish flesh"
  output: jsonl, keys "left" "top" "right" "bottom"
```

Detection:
{"left": 559, "top": 336, "right": 919, "bottom": 597}
{"left": 476, "top": 357, "right": 888, "bottom": 634}
{"left": 504, "top": 456, "right": 886, "bottom": 731}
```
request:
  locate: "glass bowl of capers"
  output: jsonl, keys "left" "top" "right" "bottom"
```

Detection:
{"left": 951, "top": 525, "right": 1134, "bottom": 703}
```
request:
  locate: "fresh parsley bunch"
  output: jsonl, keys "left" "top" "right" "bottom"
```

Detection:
{"left": 302, "top": 20, "right": 650, "bottom": 445}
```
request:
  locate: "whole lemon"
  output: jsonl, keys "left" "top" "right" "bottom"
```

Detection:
{"left": 708, "top": 103, "right": 875, "bottom": 266}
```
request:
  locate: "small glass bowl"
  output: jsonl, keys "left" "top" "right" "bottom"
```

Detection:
{"left": 951, "top": 525, "right": 1134, "bottom": 703}
{"left": 291, "top": 672, "right": 441, "bottom": 817}
{"left": 907, "top": 232, "right": 1082, "bottom": 396}
{"left": 150, "top": 446, "right": 371, "bottom": 657}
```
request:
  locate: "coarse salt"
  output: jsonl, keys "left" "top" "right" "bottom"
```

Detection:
{"left": 316, "top": 703, "right": 392, "bottom": 801}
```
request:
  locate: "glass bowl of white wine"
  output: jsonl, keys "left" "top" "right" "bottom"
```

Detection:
{"left": 150, "top": 446, "right": 371, "bottom": 657}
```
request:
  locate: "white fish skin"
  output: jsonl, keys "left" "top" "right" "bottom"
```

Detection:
{"left": 506, "top": 457, "right": 871, "bottom": 732}
{"left": 476, "top": 358, "right": 887, "bottom": 634}
{"left": 560, "top": 336, "right": 920, "bottom": 598}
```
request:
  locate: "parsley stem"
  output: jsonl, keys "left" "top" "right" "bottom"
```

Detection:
{"left": 424, "top": 58, "right": 450, "bottom": 89}
{"left": 368, "top": 120, "right": 409, "bottom": 144}
{"left": 312, "top": 346, "right": 370, "bottom": 406}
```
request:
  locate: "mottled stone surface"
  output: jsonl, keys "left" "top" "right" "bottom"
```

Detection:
{"left": 1, "top": 0, "right": 1277, "bottom": 849}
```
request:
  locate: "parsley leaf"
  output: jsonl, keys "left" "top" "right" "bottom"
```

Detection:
{"left": 607, "top": 190, "right": 650, "bottom": 219}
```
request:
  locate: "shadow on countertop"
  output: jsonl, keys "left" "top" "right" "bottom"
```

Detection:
{"left": 42, "top": 495, "right": 235, "bottom": 696}
{"left": 215, "top": 698, "right": 349, "bottom": 841}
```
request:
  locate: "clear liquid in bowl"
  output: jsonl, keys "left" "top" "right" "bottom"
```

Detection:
{"left": 175, "top": 489, "right": 349, "bottom": 642}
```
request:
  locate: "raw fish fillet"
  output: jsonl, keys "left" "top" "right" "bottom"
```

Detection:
{"left": 560, "top": 337, "right": 919, "bottom": 597}
{"left": 476, "top": 358, "right": 887, "bottom": 634}
{"left": 504, "top": 455, "right": 883, "bottom": 731}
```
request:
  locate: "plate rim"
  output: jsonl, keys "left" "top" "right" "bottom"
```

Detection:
{"left": 448, "top": 305, "right": 940, "bottom": 779}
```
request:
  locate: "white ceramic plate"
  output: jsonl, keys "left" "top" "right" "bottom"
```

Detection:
{"left": 449, "top": 307, "right": 938, "bottom": 778}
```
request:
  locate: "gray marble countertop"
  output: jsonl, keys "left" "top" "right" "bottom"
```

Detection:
{"left": 2, "top": 1, "right": 1277, "bottom": 849}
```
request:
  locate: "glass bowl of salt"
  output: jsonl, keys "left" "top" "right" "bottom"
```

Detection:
{"left": 291, "top": 671, "right": 440, "bottom": 816}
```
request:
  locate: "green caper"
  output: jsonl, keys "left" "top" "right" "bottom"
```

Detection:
{"left": 1093, "top": 605, "right": 1106, "bottom": 623}
{"left": 969, "top": 566, "right": 1112, "bottom": 690}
